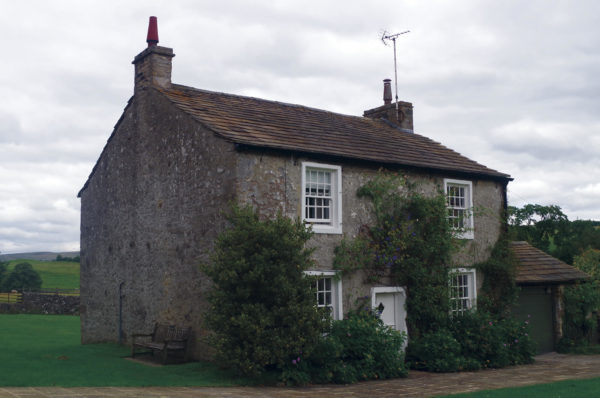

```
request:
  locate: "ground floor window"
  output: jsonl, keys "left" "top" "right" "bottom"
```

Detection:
{"left": 450, "top": 268, "right": 477, "bottom": 315}
{"left": 305, "top": 270, "right": 343, "bottom": 320}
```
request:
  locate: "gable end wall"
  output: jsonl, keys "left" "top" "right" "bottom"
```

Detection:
{"left": 80, "top": 88, "right": 236, "bottom": 359}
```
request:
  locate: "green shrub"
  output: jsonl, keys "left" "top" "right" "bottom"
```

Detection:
{"left": 558, "top": 250, "right": 600, "bottom": 350}
{"left": 451, "top": 311, "right": 535, "bottom": 368}
{"left": 407, "top": 311, "right": 535, "bottom": 372}
{"left": 406, "top": 329, "right": 477, "bottom": 372}
{"left": 292, "top": 310, "right": 407, "bottom": 384}
{"left": 2, "top": 262, "right": 42, "bottom": 291}
{"left": 560, "top": 281, "right": 600, "bottom": 348}
{"left": 328, "top": 310, "right": 408, "bottom": 382}
{"left": 202, "top": 205, "right": 326, "bottom": 377}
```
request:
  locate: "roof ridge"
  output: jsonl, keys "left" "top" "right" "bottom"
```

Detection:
{"left": 168, "top": 83, "right": 366, "bottom": 121}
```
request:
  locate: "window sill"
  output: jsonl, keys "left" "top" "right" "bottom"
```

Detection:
{"left": 454, "top": 230, "right": 474, "bottom": 240}
{"left": 310, "top": 224, "right": 343, "bottom": 234}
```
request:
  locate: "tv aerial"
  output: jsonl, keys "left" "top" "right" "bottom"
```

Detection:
{"left": 381, "top": 30, "right": 410, "bottom": 107}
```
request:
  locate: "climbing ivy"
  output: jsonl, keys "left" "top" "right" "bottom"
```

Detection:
{"left": 334, "top": 170, "right": 535, "bottom": 370}
{"left": 475, "top": 237, "right": 519, "bottom": 317}
{"left": 333, "top": 171, "right": 458, "bottom": 337}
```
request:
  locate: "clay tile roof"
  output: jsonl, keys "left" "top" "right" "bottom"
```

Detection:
{"left": 511, "top": 241, "right": 589, "bottom": 285}
{"left": 157, "top": 84, "right": 511, "bottom": 181}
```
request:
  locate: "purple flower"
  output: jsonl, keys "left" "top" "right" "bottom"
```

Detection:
{"left": 297, "top": 357, "right": 301, "bottom": 363}
{"left": 489, "top": 321, "right": 493, "bottom": 326}
{"left": 292, "top": 359, "right": 297, "bottom": 365}
{"left": 514, "top": 339, "right": 519, "bottom": 343}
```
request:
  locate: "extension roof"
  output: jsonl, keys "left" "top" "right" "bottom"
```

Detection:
{"left": 511, "top": 241, "right": 589, "bottom": 285}
{"left": 157, "top": 84, "right": 511, "bottom": 181}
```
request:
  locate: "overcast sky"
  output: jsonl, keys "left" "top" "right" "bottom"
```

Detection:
{"left": 0, "top": 0, "right": 598, "bottom": 253}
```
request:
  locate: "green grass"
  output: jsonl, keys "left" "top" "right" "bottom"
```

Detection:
{"left": 0, "top": 314, "right": 250, "bottom": 387}
{"left": 6, "top": 259, "right": 79, "bottom": 289}
{"left": 442, "top": 377, "right": 600, "bottom": 398}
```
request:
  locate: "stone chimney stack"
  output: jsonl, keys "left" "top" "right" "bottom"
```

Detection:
{"left": 363, "top": 79, "right": 414, "bottom": 132}
{"left": 132, "top": 16, "right": 175, "bottom": 92}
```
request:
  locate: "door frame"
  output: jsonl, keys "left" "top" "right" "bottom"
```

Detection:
{"left": 370, "top": 286, "right": 407, "bottom": 335}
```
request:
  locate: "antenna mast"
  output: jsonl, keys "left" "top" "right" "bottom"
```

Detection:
{"left": 381, "top": 30, "right": 410, "bottom": 114}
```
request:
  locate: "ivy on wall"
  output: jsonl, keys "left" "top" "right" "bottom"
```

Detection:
{"left": 333, "top": 171, "right": 459, "bottom": 337}
{"left": 334, "top": 171, "right": 535, "bottom": 370}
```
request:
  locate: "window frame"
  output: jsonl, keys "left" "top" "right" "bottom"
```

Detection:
{"left": 305, "top": 270, "right": 343, "bottom": 320}
{"left": 449, "top": 267, "right": 477, "bottom": 315}
{"left": 301, "top": 162, "right": 342, "bottom": 234}
{"left": 444, "top": 178, "right": 474, "bottom": 239}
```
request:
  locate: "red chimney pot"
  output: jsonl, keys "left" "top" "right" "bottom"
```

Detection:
{"left": 147, "top": 16, "right": 159, "bottom": 47}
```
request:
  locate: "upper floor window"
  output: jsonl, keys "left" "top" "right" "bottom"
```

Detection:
{"left": 302, "top": 162, "right": 342, "bottom": 234}
{"left": 444, "top": 179, "right": 474, "bottom": 239}
{"left": 450, "top": 268, "right": 477, "bottom": 316}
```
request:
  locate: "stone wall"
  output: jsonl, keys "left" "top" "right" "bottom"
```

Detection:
{"left": 234, "top": 149, "right": 506, "bottom": 313}
{"left": 0, "top": 292, "right": 79, "bottom": 315}
{"left": 79, "top": 87, "right": 236, "bottom": 359}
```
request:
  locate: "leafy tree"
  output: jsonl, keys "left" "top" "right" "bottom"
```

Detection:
{"left": 202, "top": 204, "right": 326, "bottom": 376}
{"left": 509, "top": 204, "right": 600, "bottom": 264}
{"left": 2, "top": 262, "right": 42, "bottom": 291}
{"left": 0, "top": 260, "right": 8, "bottom": 289}
{"left": 508, "top": 204, "right": 569, "bottom": 255}
{"left": 55, "top": 254, "right": 80, "bottom": 262}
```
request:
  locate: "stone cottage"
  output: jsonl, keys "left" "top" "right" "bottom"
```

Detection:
{"left": 78, "top": 18, "right": 513, "bottom": 359}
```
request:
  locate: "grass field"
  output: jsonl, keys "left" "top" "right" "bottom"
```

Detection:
{"left": 0, "top": 314, "right": 250, "bottom": 387}
{"left": 5, "top": 259, "right": 79, "bottom": 289}
{"left": 443, "top": 378, "right": 600, "bottom": 398}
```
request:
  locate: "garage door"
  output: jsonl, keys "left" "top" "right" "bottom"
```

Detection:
{"left": 513, "top": 286, "right": 554, "bottom": 354}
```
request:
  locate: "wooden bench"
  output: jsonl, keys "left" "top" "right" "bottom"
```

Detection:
{"left": 131, "top": 323, "right": 192, "bottom": 364}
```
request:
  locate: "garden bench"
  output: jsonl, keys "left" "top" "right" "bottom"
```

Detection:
{"left": 131, "top": 323, "right": 192, "bottom": 364}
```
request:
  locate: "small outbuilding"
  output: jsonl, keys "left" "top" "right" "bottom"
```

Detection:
{"left": 511, "top": 241, "right": 590, "bottom": 353}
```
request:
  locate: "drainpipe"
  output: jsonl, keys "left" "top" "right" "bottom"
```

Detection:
{"left": 118, "top": 282, "right": 125, "bottom": 345}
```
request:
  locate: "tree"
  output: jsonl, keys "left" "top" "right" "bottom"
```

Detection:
{"left": 508, "top": 204, "right": 600, "bottom": 264}
{"left": 202, "top": 204, "right": 326, "bottom": 376}
{"left": 0, "top": 260, "right": 8, "bottom": 289}
{"left": 2, "top": 262, "right": 42, "bottom": 291}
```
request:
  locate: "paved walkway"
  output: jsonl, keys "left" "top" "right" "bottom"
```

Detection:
{"left": 2, "top": 353, "right": 600, "bottom": 398}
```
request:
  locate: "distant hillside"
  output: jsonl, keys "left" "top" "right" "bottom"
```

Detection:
{"left": 0, "top": 251, "right": 80, "bottom": 262}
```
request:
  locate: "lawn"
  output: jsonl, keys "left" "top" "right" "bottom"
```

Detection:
{"left": 5, "top": 259, "right": 79, "bottom": 289}
{"left": 442, "top": 377, "right": 600, "bottom": 398}
{"left": 0, "top": 314, "right": 250, "bottom": 387}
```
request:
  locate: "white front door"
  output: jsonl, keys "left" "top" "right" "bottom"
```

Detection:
{"left": 371, "top": 287, "right": 407, "bottom": 334}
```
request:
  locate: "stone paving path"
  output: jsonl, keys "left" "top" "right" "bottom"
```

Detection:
{"left": 2, "top": 353, "right": 600, "bottom": 398}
